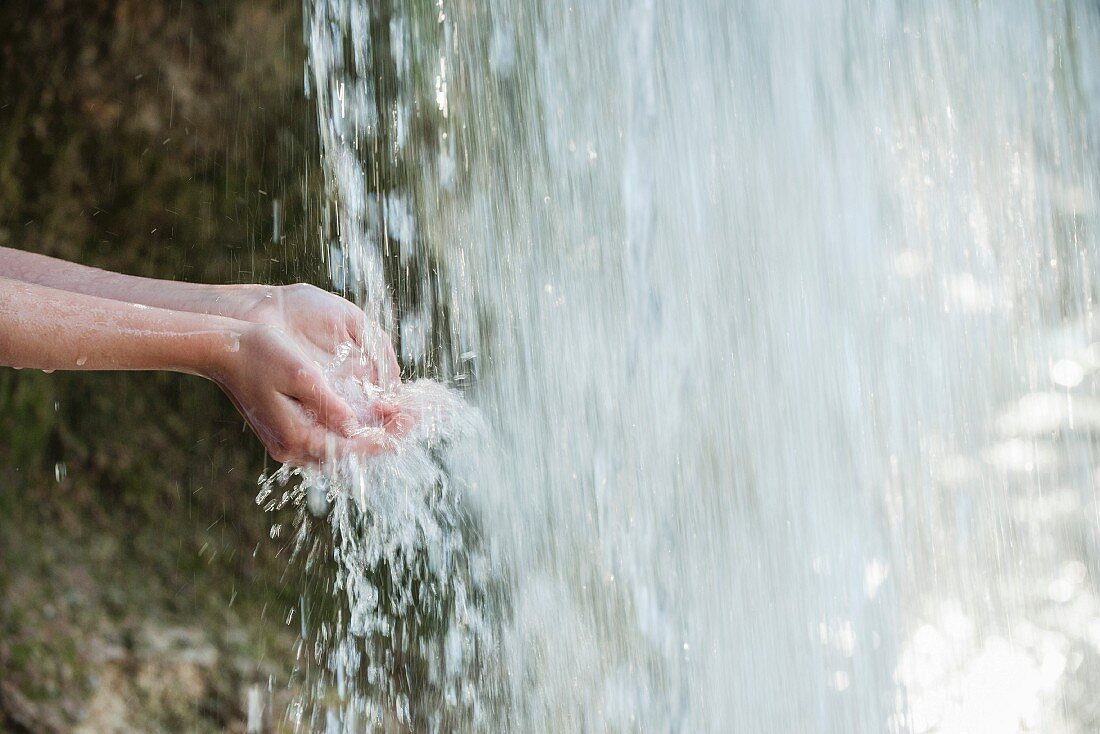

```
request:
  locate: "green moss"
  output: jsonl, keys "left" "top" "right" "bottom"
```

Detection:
{"left": 0, "top": 0, "right": 322, "bottom": 729}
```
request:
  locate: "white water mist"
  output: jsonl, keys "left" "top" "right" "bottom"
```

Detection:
{"left": 302, "top": 1, "right": 1100, "bottom": 731}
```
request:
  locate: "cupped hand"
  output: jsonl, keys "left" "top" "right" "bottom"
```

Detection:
{"left": 239, "top": 283, "right": 400, "bottom": 388}
{"left": 209, "top": 323, "right": 399, "bottom": 465}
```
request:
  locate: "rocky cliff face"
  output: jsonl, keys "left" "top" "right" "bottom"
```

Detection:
{"left": 0, "top": 2, "right": 321, "bottom": 730}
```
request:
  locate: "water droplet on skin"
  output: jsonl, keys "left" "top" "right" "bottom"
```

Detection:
{"left": 42, "top": 368, "right": 55, "bottom": 374}
{"left": 76, "top": 356, "right": 87, "bottom": 366}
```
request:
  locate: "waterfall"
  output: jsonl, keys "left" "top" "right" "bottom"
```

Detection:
{"left": 301, "top": 1, "right": 1100, "bottom": 731}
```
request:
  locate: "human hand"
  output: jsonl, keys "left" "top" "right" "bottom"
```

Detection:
{"left": 207, "top": 323, "right": 400, "bottom": 465}
{"left": 238, "top": 283, "right": 400, "bottom": 388}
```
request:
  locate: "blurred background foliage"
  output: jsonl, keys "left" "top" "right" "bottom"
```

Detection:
{"left": 0, "top": 1, "right": 327, "bottom": 730}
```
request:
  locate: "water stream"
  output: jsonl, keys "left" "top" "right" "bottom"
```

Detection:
{"left": 292, "top": 1, "right": 1100, "bottom": 731}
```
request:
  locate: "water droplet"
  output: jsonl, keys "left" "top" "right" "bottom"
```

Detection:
{"left": 1051, "top": 358, "right": 1084, "bottom": 388}
{"left": 76, "top": 356, "right": 87, "bottom": 366}
{"left": 54, "top": 461, "right": 67, "bottom": 483}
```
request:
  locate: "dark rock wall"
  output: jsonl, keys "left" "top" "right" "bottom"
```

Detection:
{"left": 0, "top": 1, "right": 323, "bottom": 730}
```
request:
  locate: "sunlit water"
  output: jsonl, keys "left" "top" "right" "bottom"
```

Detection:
{"left": 260, "top": 373, "right": 491, "bottom": 730}
{"left": 286, "top": 1, "right": 1100, "bottom": 731}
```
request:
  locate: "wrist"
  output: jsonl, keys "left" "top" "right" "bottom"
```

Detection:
{"left": 225, "top": 283, "right": 285, "bottom": 324}
{"left": 184, "top": 315, "right": 253, "bottom": 382}
{"left": 191, "top": 283, "right": 276, "bottom": 321}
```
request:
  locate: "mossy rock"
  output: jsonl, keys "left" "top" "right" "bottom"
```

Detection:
{"left": 0, "top": 1, "right": 327, "bottom": 730}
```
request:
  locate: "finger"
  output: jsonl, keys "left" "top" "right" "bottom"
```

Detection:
{"left": 364, "top": 324, "right": 401, "bottom": 388}
{"left": 365, "top": 400, "right": 413, "bottom": 436}
{"left": 382, "top": 411, "right": 415, "bottom": 439}
{"left": 300, "top": 424, "right": 391, "bottom": 462}
{"left": 285, "top": 421, "right": 396, "bottom": 466}
{"left": 338, "top": 310, "right": 390, "bottom": 384}
{"left": 280, "top": 395, "right": 362, "bottom": 465}
{"left": 345, "top": 307, "right": 366, "bottom": 347}
{"left": 369, "top": 399, "right": 401, "bottom": 421}
{"left": 289, "top": 422, "right": 342, "bottom": 466}
{"left": 289, "top": 374, "right": 361, "bottom": 438}
{"left": 325, "top": 349, "right": 378, "bottom": 387}
{"left": 344, "top": 426, "right": 392, "bottom": 456}
{"left": 350, "top": 346, "right": 381, "bottom": 385}
{"left": 380, "top": 340, "right": 401, "bottom": 387}
{"left": 215, "top": 382, "right": 296, "bottom": 463}
{"left": 302, "top": 341, "right": 338, "bottom": 369}
{"left": 255, "top": 395, "right": 320, "bottom": 465}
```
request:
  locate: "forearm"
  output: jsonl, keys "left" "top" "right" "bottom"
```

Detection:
{"left": 0, "top": 276, "right": 245, "bottom": 375}
{"left": 0, "top": 246, "right": 269, "bottom": 319}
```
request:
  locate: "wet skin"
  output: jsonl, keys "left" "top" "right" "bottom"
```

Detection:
{"left": 0, "top": 247, "right": 406, "bottom": 465}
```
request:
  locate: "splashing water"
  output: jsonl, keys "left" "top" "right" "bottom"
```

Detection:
{"left": 259, "top": 372, "right": 495, "bottom": 730}
{"left": 293, "top": 0, "right": 1100, "bottom": 731}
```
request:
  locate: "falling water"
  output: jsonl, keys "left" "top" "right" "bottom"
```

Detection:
{"left": 296, "top": 1, "right": 1100, "bottom": 731}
